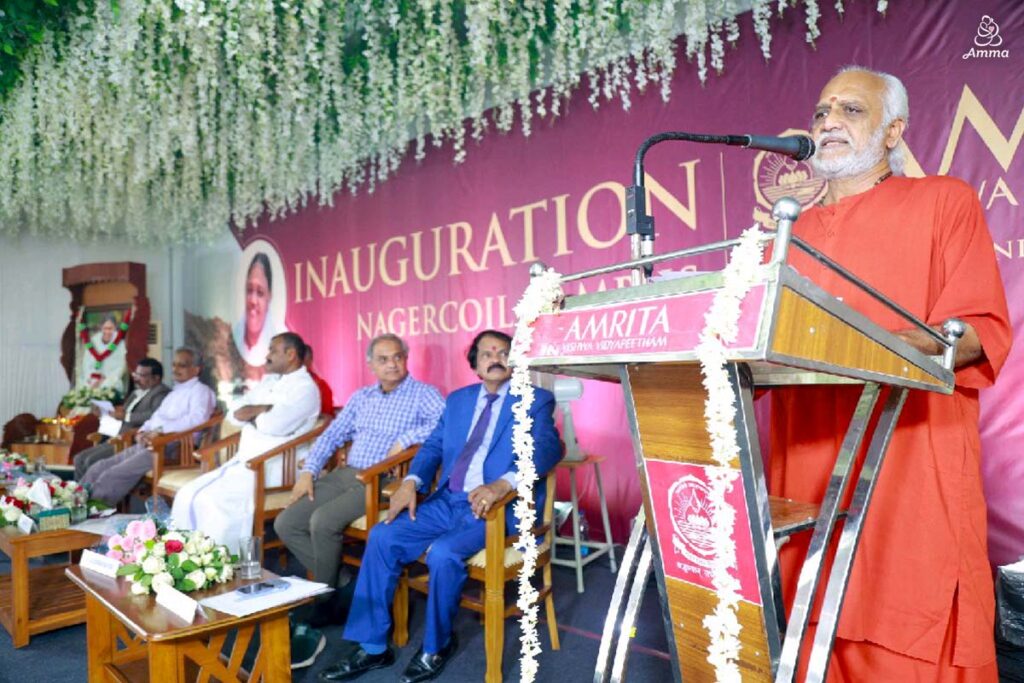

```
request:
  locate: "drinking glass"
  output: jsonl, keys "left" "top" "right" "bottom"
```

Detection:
{"left": 238, "top": 536, "right": 263, "bottom": 580}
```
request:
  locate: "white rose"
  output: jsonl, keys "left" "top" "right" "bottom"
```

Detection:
{"left": 201, "top": 553, "right": 214, "bottom": 565}
{"left": 163, "top": 531, "right": 186, "bottom": 544}
{"left": 199, "top": 537, "right": 214, "bottom": 553}
{"left": 218, "top": 566, "right": 233, "bottom": 582}
{"left": 3, "top": 507, "right": 20, "bottom": 523}
{"left": 141, "top": 556, "right": 165, "bottom": 574}
{"left": 130, "top": 581, "right": 150, "bottom": 596}
{"left": 204, "top": 567, "right": 217, "bottom": 579}
{"left": 12, "top": 486, "right": 29, "bottom": 499}
{"left": 184, "top": 541, "right": 199, "bottom": 555}
{"left": 186, "top": 569, "right": 207, "bottom": 590}
{"left": 152, "top": 572, "right": 174, "bottom": 593}
{"left": 151, "top": 543, "right": 166, "bottom": 557}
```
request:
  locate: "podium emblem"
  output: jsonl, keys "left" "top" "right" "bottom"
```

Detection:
{"left": 668, "top": 474, "right": 716, "bottom": 569}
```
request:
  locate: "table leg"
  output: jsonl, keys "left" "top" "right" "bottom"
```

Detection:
{"left": 592, "top": 463, "right": 617, "bottom": 573}
{"left": 11, "top": 544, "right": 29, "bottom": 648}
{"left": 261, "top": 614, "right": 292, "bottom": 683}
{"left": 85, "top": 593, "right": 115, "bottom": 682}
{"left": 149, "top": 640, "right": 183, "bottom": 682}
{"left": 569, "top": 469, "right": 584, "bottom": 593}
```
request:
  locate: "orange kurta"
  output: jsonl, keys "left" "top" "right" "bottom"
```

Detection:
{"left": 769, "top": 175, "right": 1012, "bottom": 673}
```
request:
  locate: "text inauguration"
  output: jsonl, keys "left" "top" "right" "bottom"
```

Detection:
{"left": 291, "top": 164, "right": 700, "bottom": 302}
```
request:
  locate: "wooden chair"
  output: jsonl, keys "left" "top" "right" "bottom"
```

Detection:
{"left": 393, "top": 469, "right": 562, "bottom": 683}
{"left": 339, "top": 444, "right": 421, "bottom": 570}
{"left": 138, "top": 411, "right": 225, "bottom": 501}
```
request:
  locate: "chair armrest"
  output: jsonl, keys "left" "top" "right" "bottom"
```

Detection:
{"left": 86, "top": 432, "right": 103, "bottom": 446}
{"left": 355, "top": 445, "right": 420, "bottom": 484}
{"left": 148, "top": 412, "right": 225, "bottom": 450}
{"left": 382, "top": 480, "right": 402, "bottom": 500}
{"left": 482, "top": 489, "right": 519, "bottom": 519}
{"left": 243, "top": 420, "right": 329, "bottom": 471}
{"left": 195, "top": 432, "right": 241, "bottom": 471}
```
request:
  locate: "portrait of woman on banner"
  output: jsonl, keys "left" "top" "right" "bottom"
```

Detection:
{"left": 185, "top": 241, "right": 289, "bottom": 400}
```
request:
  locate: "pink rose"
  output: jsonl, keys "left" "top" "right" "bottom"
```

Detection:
{"left": 139, "top": 519, "right": 157, "bottom": 541}
{"left": 106, "top": 549, "right": 124, "bottom": 562}
{"left": 108, "top": 533, "right": 124, "bottom": 550}
{"left": 125, "top": 520, "right": 143, "bottom": 539}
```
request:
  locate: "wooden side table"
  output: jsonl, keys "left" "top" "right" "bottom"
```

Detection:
{"left": 0, "top": 526, "right": 102, "bottom": 647}
{"left": 66, "top": 566, "right": 313, "bottom": 682}
{"left": 11, "top": 440, "right": 73, "bottom": 467}
{"left": 552, "top": 454, "right": 618, "bottom": 593}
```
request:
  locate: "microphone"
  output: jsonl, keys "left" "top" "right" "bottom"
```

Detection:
{"left": 728, "top": 134, "right": 815, "bottom": 161}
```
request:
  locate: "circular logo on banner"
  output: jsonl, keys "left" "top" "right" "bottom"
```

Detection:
{"left": 668, "top": 474, "right": 716, "bottom": 568}
{"left": 752, "top": 128, "right": 826, "bottom": 226}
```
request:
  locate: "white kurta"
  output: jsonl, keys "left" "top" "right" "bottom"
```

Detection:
{"left": 170, "top": 367, "right": 320, "bottom": 554}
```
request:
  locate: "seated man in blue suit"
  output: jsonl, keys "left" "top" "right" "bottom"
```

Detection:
{"left": 319, "top": 329, "right": 562, "bottom": 683}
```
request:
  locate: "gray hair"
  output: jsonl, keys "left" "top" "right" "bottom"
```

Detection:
{"left": 365, "top": 334, "right": 409, "bottom": 363}
{"left": 174, "top": 346, "right": 203, "bottom": 367}
{"left": 837, "top": 65, "right": 910, "bottom": 175}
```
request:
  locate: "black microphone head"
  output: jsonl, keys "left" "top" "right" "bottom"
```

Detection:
{"left": 794, "top": 136, "right": 815, "bottom": 161}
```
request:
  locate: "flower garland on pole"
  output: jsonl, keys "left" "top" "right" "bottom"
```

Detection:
{"left": 508, "top": 264, "right": 564, "bottom": 683}
{"left": 693, "top": 224, "right": 767, "bottom": 680}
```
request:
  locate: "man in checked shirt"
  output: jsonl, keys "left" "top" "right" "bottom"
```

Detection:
{"left": 276, "top": 333, "right": 444, "bottom": 668}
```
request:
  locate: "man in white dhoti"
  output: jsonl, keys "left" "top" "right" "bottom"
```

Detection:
{"left": 170, "top": 332, "right": 320, "bottom": 555}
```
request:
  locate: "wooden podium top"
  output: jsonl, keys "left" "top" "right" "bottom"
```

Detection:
{"left": 524, "top": 260, "right": 955, "bottom": 394}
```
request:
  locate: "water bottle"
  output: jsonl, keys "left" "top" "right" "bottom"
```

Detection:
{"left": 579, "top": 510, "right": 591, "bottom": 557}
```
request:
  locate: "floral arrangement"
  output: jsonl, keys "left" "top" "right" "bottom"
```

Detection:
{"left": 109, "top": 519, "right": 236, "bottom": 595}
{"left": 0, "top": 449, "right": 29, "bottom": 473}
{"left": 0, "top": 1, "right": 896, "bottom": 243}
{"left": 508, "top": 265, "right": 564, "bottom": 682}
{"left": 693, "top": 224, "right": 767, "bottom": 680}
{"left": 60, "top": 384, "right": 123, "bottom": 410}
{"left": 6, "top": 476, "right": 87, "bottom": 509}
{"left": 0, "top": 476, "right": 88, "bottom": 526}
{"left": 0, "top": 498, "right": 26, "bottom": 526}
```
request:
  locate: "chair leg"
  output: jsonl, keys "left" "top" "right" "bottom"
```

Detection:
{"left": 393, "top": 572, "right": 409, "bottom": 647}
{"left": 484, "top": 582, "right": 504, "bottom": 683}
{"left": 543, "top": 564, "right": 560, "bottom": 650}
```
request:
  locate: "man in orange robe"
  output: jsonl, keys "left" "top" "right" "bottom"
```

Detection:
{"left": 769, "top": 67, "right": 1012, "bottom": 680}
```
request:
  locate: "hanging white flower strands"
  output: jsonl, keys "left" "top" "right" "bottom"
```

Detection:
{"left": 508, "top": 264, "right": 564, "bottom": 683}
{"left": 694, "top": 224, "right": 767, "bottom": 681}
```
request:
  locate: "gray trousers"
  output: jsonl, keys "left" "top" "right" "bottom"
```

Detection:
{"left": 81, "top": 442, "right": 179, "bottom": 505}
{"left": 73, "top": 442, "right": 116, "bottom": 481}
{"left": 274, "top": 467, "right": 367, "bottom": 590}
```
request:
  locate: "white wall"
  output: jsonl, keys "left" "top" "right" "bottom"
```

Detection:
{"left": 0, "top": 234, "right": 186, "bottom": 421}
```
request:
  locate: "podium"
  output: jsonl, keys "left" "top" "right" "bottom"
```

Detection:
{"left": 522, "top": 199, "right": 962, "bottom": 682}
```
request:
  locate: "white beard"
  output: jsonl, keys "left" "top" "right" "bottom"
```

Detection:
{"left": 811, "top": 126, "right": 886, "bottom": 180}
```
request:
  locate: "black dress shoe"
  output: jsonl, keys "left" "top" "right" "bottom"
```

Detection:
{"left": 399, "top": 634, "right": 459, "bottom": 683}
{"left": 318, "top": 646, "right": 396, "bottom": 681}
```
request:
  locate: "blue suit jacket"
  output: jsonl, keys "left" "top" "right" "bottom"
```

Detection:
{"left": 409, "top": 383, "right": 562, "bottom": 532}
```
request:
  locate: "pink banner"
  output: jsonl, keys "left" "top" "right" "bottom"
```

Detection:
{"left": 187, "top": 0, "right": 1024, "bottom": 560}
{"left": 528, "top": 285, "right": 765, "bottom": 359}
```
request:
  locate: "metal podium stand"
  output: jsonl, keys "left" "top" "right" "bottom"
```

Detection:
{"left": 522, "top": 198, "right": 963, "bottom": 682}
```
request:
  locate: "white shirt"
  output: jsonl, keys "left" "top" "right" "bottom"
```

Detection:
{"left": 142, "top": 377, "right": 216, "bottom": 434}
{"left": 228, "top": 366, "right": 320, "bottom": 462}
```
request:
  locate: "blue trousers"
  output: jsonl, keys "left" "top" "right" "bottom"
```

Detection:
{"left": 342, "top": 488, "right": 486, "bottom": 654}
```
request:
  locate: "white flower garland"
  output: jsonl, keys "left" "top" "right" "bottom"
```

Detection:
{"left": 0, "top": 1, "right": 894, "bottom": 242}
{"left": 694, "top": 225, "right": 766, "bottom": 681}
{"left": 508, "top": 266, "right": 564, "bottom": 683}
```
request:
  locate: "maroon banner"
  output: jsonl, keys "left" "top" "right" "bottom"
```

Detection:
{"left": 187, "top": 0, "right": 1024, "bottom": 560}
